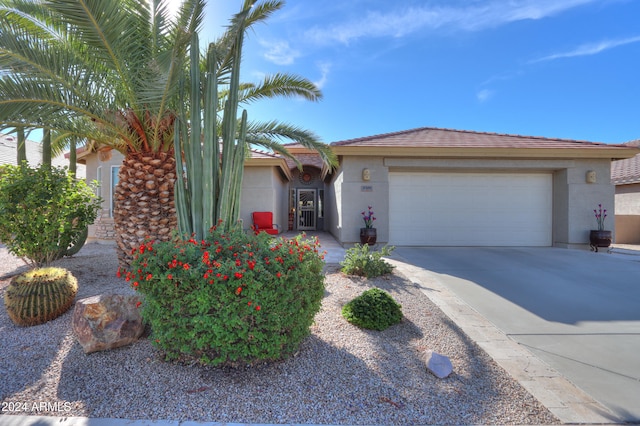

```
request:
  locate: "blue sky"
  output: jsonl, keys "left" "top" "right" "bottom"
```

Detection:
{"left": 199, "top": 0, "right": 640, "bottom": 145}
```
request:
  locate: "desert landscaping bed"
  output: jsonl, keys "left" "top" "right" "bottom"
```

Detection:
{"left": 0, "top": 243, "right": 559, "bottom": 425}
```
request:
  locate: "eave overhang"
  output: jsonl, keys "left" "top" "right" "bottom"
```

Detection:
{"left": 246, "top": 156, "right": 292, "bottom": 181}
{"left": 330, "top": 146, "right": 640, "bottom": 161}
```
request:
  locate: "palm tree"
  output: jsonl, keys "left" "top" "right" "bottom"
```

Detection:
{"left": 0, "top": 0, "right": 334, "bottom": 266}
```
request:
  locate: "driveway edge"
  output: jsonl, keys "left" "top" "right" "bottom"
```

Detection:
{"left": 389, "top": 257, "right": 620, "bottom": 425}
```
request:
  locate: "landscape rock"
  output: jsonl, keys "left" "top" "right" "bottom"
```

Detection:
{"left": 424, "top": 349, "right": 453, "bottom": 378}
{"left": 72, "top": 294, "right": 144, "bottom": 354}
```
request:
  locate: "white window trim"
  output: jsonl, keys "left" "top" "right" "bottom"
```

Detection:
{"left": 110, "top": 165, "right": 119, "bottom": 218}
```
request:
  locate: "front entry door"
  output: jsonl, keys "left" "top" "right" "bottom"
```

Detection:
{"left": 297, "top": 189, "right": 316, "bottom": 230}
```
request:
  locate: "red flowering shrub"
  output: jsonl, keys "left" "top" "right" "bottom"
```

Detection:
{"left": 126, "top": 223, "right": 325, "bottom": 366}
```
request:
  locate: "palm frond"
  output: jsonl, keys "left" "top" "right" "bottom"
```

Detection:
{"left": 245, "top": 119, "right": 337, "bottom": 170}
{"left": 214, "top": 0, "right": 283, "bottom": 82}
{"left": 0, "top": 0, "right": 204, "bottom": 154}
{"left": 239, "top": 72, "right": 322, "bottom": 104}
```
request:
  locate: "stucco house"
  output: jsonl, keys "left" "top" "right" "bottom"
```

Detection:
{"left": 612, "top": 140, "right": 640, "bottom": 244}
{"left": 78, "top": 127, "right": 638, "bottom": 249}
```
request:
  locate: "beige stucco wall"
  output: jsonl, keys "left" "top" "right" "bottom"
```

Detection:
{"left": 614, "top": 183, "right": 640, "bottom": 243}
{"left": 327, "top": 162, "right": 343, "bottom": 240}
{"left": 84, "top": 150, "right": 125, "bottom": 244}
{"left": 85, "top": 155, "right": 290, "bottom": 240}
{"left": 330, "top": 155, "right": 616, "bottom": 249}
{"left": 240, "top": 166, "right": 289, "bottom": 234}
{"left": 556, "top": 159, "right": 615, "bottom": 248}
{"left": 615, "top": 184, "right": 640, "bottom": 215}
{"left": 274, "top": 168, "right": 289, "bottom": 231}
{"left": 329, "top": 156, "right": 390, "bottom": 244}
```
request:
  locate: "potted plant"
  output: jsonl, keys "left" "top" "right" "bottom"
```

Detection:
{"left": 590, "top": 204, "right": 612, "bottom": 252}
{"left": 360, "top": 206, "right": 377, "bottom": 245}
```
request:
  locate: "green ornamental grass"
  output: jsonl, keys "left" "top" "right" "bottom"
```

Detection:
{"left": 340, "top": 243, "right": 395, "bottom": 278}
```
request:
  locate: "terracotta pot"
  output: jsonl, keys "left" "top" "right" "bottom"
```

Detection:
{"left": 589, "top": 230, "right": 612, "bottom": 252}
{"left": 360, "top": 228, "right": 377, "bottom": 246}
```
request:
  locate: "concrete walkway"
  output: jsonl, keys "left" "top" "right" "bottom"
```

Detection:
{"left": 392, "top": 245, "right": 640, "bottom": 424}
{"left": 280, "top": 231, "right": 346, "bottom": 265}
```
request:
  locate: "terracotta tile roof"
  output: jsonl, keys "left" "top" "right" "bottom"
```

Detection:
{"left": 330, "top": 127, "right": 627, "bottom": 150}
{"left": 612, "top": 140, "right": 640, "bottom": 185}
{"left": 251, "top": 144, "right": 325, "bottom": 170}
{"left": 284, "top": 154, "right": 325, "bottom": 170}
{"left": 282, "top": 142, "right": 306, "bottom": 149}
{"left": 248, "top": 147, "right": 281, "bottom": 159}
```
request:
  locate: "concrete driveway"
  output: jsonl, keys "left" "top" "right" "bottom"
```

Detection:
{"left": 391, "top": 247, "right": 640, "bottom": 424}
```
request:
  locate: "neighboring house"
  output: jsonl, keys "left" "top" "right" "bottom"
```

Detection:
{"left": 611, "top": 140, "right": 640, "bottom": 244}
{"left": 0, "top": 132, "right": 85, "bottom": 176}
{"left": 77, "top": 127, "right": 638, "bottom": 249}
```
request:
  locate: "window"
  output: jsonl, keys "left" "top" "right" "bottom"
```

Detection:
{"left": 110, "top": 166, "right": 119, "bottom": 217}
{"left": 318, "top": 189, "right": 324, "bottom": 218}
{"left": 289, "top": 189, "right": 295, "bottom": 212}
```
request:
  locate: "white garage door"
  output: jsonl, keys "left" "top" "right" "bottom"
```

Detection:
{"left": 389, "top": 172, "right": 552, "bottom": 246}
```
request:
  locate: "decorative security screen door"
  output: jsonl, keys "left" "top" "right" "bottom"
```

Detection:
{"left": 297, "top": 189, "right": 316, "bottom": 230}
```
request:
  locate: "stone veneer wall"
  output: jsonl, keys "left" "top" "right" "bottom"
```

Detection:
{"left": 89, "top": 210, "right": 117, "bottom": 244}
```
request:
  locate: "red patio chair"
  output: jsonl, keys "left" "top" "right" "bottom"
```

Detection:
{"left": 252, "top": 212, "right": 279, "bottom": 235}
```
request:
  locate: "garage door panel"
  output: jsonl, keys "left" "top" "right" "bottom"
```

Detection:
{"left": 390, "top": 172, "right": 552, "bottom": 246}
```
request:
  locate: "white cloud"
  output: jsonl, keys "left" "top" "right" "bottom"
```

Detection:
{"left": 305, "top": 0, "right": 598, "bottom": 45}
{"left": 250, "top": 70, "right": 267, "bottom": 82}
{"left": 260, "top": 40, "right": 300, "bottom": 66}
{"left": 314, "top": 62, "right": 331, "bottom": 89}
{"left": 477, "top": 89, "right": 494, "bottom": 102}
{"left": 533, "top": 35, "right": 640, "bottom": 62}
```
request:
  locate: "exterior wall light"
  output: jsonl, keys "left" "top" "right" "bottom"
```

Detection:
{"left": 362, "top": 168, "right": 370, "bottom": 181}
{"left": 586, "top": 170, "right": 597, "bottom": 184}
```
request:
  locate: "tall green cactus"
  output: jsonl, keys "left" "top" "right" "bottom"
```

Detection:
{"left": 174, "top": 6, "right": 250, "bottom": 241}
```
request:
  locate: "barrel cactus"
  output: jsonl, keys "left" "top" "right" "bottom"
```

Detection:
{"left": 4, "top": 267, "right": 78, "bottom": 326}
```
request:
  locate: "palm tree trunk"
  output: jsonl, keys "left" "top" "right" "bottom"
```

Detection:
{"left": 42, "top": 129, "right": 51, "bottom": 169}
{"left": 113, "top": 150, "right": 177, "bottom": 267}
{"left": 17, "top": 128, "right": 26, "bottom": 164}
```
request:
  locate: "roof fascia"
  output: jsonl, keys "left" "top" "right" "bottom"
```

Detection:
{"left": 246, "top": 157, "right": 292, "bottom": 181}
{"left": 331, "top": 146, "right": 640, "bottom": 160}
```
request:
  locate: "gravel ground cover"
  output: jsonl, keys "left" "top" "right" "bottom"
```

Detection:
{"left": 0, "top": 243, "right": 560, "bottom": 425}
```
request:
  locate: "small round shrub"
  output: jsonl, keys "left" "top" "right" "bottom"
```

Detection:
{"left": 341, "top": 288, "right": 402, "bottom": 331}
{"left": 127, "top": 224, "right": 326, "bottom": 367}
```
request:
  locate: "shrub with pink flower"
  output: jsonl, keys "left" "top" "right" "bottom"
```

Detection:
{"left": 594, "top": 204, "right": 607, "bottom": 231}
{"left": 361, "top": 205, "right": 376, "bottom": 229}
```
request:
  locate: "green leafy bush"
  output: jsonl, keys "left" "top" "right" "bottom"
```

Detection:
{"left": 342, "top": 288, "right": 402, "bottom": 331}
{"left": 127, "top": 224, "right": 326, "bottom": 366}
{"left": 340, "top": 243, "right": 395, "bottom": 278}
{"left": 0, "top": 164, "right": 101, "bottom": 267}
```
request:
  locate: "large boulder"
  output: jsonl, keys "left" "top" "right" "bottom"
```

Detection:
{"left": 72, "top": 294, "right": 144, "bottom": 354}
